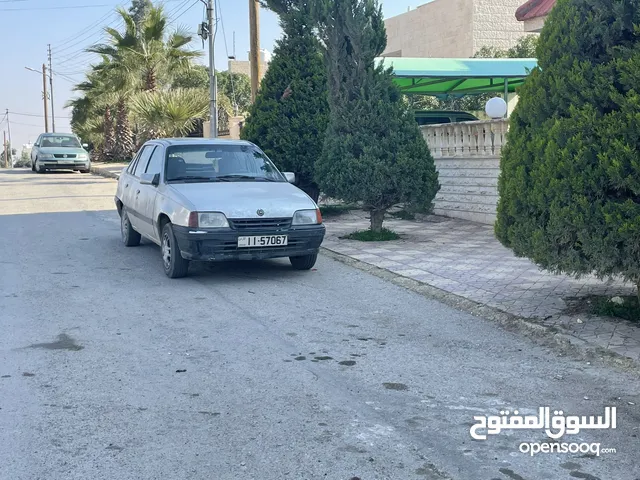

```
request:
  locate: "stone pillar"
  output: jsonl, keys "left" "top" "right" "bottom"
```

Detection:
{"left": 229, "top": 116, "right": 246, "bottom": 140}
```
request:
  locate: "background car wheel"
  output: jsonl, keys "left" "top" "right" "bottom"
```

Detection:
{"left": 79, "top": 168, "right": 90, "bottom": 174}
{"left": 289, "top": 254, "right": 318, "bottom": 270}
{"left": 36, "top": 160, "right": 45, "bottom": 174}
{"left": 121, "top": 211, "right": 141, "bottom": 247}
{"left": 31, "top": 162, "right": 35, "bottom": 171}
{"left": 161, "top": 223, "right": 189, "bottom": 278}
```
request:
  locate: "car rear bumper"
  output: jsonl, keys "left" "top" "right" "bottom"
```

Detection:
{"left": 172, "top": 224, "right": 326, "bottom": 261}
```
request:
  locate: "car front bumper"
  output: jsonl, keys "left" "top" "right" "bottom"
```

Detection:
{"left": 172, "top": 224, "right": 326, "bottom": 262}
{"left": 39, "top": 160, "right": 90, "bottom": 170}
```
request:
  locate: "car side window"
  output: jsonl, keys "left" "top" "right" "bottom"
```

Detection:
{"left": 133, "top": 146, "right": 155, "bottom": 177}
{"left": 145, "top": 146, "right": 164, "bottom": 176}
{"left": 127, "top": 150, "right": 142, "bottom": 174}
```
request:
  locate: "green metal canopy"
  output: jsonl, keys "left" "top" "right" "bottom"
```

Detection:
{"left": 376, "top": 57, "right": 538, "bottom": 95}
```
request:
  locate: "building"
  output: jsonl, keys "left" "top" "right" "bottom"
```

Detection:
{"left": 383, "top": 0, "right": 531, "bottom": 59}
{"left": 515, "top": 0, "right": 556, "bottom": 32}
{"left": 228, "top": 49, "right": 271, "bottom": 81}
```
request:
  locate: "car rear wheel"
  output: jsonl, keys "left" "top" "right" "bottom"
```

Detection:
{"left": 161, "top": 222, "right": 189, "bottom": 278}
{"left": 121, "top": 211, "right": 141, "bottom": 247}
{"left": 289, "top": 254, "right": 317, "bottom": 270}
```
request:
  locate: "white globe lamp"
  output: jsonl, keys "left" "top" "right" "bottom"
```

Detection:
{"left": 485, "top": 97, "right": 508, "bottom": 119}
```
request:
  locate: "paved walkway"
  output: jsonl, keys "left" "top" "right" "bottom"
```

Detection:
{"left": 322, "top": 210, "right": 640, "bottom": 364}
{"left": 90, "top": 162, "right": 128, "bottom": 179}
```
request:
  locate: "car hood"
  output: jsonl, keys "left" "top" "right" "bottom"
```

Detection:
{"left": 37, "top": 147, "right": 87, "bottom": 155}
{"left": 168, "top": 181, "right": 316, "bottom": 218}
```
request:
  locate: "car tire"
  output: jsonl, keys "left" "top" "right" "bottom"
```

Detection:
{"left": 289, "top": 254, "right": 318, "bottom": 270}
{"left": 121, "top": 211, "right": 141, "bottom": 247}
{"left": 161, "top": 222, "right": 189, "bottom": 278}
{"left": 79, "top": 168, "right": 90, "bottom": 174}
{"left": 36, "top": 159, "right": 45, "bottom": 174}
{"left": 31, "top": 161, "right": 35, "bottom": 172}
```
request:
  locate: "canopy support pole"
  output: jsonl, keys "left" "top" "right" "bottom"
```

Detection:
{"left": 504, "top": 79, "right": 509, "bottom": 118}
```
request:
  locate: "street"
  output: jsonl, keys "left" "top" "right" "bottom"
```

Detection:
{"left": 1, "top": 169, "right": 639, "bottom": 480}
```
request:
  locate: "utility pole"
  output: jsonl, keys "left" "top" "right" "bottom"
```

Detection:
{"left": 5, "top": 109, "right": 11, "bottom": 168}
{"left": 200, "top": 0, "right": 218, "bottom": 138}
{"left": 3, "top": 131, "right": 7, "bottom": 169}
{"left": 42, "top": 64, "right": 50, "bottom": 133}
{"left": 48, "top": 44, "right": 56, "bottom": 132}
{"left": 249, "top": 0, "right": 261, "bottom": 102}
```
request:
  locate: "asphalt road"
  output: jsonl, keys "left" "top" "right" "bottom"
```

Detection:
{"left": 0, "top": 169, "right": 639, "bottom": 480}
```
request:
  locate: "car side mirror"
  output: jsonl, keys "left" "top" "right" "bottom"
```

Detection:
{"left": 283, "top": 172, "right": 295, "bottom": 183}
{"left": 140, "top": 172, "right": 160, "bottom": 186}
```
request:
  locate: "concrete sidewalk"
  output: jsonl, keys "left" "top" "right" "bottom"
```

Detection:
{"left": 322, "top": 210, "right": 640, "bottom": 366}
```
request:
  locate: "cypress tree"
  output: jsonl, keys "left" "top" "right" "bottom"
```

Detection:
{"left": 313, "top": 0, "right": 439, "bottom": 232}
{"left": 496, "top": 0, "right": 640, "bottom": 294}
{"left": 241, "top": 2, "right": 329, "bottom": 202}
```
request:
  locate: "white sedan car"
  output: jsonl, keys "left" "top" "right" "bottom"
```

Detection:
{"left": 114, "top": 138, "right": 325, "bottom": 278}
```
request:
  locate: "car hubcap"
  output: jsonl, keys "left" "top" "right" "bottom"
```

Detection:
{"left": 162, "top": 233, "right": 171, "bottom": 269}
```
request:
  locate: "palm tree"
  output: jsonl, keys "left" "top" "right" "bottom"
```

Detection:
{"left": 130, "top": 88, "right": 209, "bottom": 139}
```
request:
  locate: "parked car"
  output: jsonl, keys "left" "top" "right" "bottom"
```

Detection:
{"left": 414, "top": 110, "right": 479, "bottom": 126}
{"left": 30, "top": 133, "right": 91, "bottom": 173}
{"left": 114, "top": 138, "right": 326, "bottom": 278}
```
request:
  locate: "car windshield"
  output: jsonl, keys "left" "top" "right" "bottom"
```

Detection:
{"left": 165, "top": 144, "right": 285, "bottom": 182}
{"left": 40, "top": 135, "right": 81, "bottom": 148}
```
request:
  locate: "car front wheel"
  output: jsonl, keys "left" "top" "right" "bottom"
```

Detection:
{"left": 161, "top": 223, "right": 189, "bottom": 278}
{"left": 121, "top": 211, "right": 141, "bottom": 247}
{"left": 31, "top": 161, "right": 35, "bottom": 172}
{"left": 289, "top": 254, "right": 318, "bottom": 270}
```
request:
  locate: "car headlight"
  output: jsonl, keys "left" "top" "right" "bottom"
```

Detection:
{"left": 292, "top": 209, "right": 322, "bottom": 225}
{"left": 77, "top": 154, "right": 88, "bottom": 160}
{"left": 188, "top": 212, "right": 229, "bottom": 228}
{"left": 39, "top": 153, "right": 54, "bottom": 159}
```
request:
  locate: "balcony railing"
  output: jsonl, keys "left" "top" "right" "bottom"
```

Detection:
{"left": 420, "top": 119, "right": 510, "bottom": 158}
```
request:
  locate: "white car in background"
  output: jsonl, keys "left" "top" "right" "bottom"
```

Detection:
{"left": 114, "top": 138, "right": 325, "bottom": 278}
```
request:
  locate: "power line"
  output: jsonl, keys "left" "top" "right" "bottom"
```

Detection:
{"left": 51, "top": 8, "right": 119, "bottom": 51}
{"left": 1, "top": 4, "right": 112, "bottom": 11}
{"left": 170, "top": 0, "right": 200, "bottom": 24}
{"left": 8, "top": 111, "right": 71, "bottom": 119}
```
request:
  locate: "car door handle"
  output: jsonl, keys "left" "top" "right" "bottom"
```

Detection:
{"left": 125, "top": 183, "right": 129, "bottom": 188}
{"left": 136, "top": 190, "right": 140, "bottom": 195}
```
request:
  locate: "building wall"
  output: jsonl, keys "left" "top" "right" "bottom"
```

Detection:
{"left": 383, "top": 0, "right": 528, "bottom": 59}
{"left": 383, "top": 0, "right": 475, "bottom": 58}
{"left": 228, "top": 60, "right": 269, "bottom": 80}
{"left": 472, "top": 0, "right": 529, "bottom": 52}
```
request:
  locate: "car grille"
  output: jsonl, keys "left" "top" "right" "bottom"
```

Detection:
{"left": 228, "top": 218, "right": 292, "bottom": 232}
{"left": 53, "top": 154, "right": 77, "bottom": 159}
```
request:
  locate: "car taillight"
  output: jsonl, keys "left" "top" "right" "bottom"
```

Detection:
{"left": 316, "top": 208, "right": 323, "bottom": 224}
{"left": 188, "top": 212, "right": 198, "bottom": 228}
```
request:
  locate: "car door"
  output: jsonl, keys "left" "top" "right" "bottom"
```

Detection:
{"left": 124, "top": 145, "right": 154, "bottom": 232}
{"left": 134, "top": 145, "right": 164, "bottom": 242}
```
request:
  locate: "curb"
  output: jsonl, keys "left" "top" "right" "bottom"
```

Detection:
{"left": 320, "top": 247, "right": 640, "bottom": 374}
{"left": 90, "top": 165, "right": 122, "bottom": 180}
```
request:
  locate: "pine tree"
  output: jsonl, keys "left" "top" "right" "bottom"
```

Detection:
{"left": 495, "top": 0, "right": 640, "bottom": 295}
{"left": 241, "top": 1, "right": 329, "bottom": 203}
{"left": 313, "top": 0, "right": 439, "bottom": 231}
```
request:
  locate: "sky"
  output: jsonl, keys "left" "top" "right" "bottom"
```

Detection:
{"left": 0, "top": 0, "right": 430, "bottom": 152}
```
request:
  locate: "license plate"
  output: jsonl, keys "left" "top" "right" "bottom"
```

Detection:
{"left": 238, "top": 235, "right": 288, "bottom": 248}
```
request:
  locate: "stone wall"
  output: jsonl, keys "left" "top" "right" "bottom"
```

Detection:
{"left": 472, "top": 0, "right": 529, "bottom": 52}
{"left": 420, "top": 119, "right": 509, "bottom": 225}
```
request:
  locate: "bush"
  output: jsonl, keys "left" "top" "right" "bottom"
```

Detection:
{"left": 241, "top": 6, "right": 328, "bottom": 203}
{"left": 496, "top": 0, "right": 640, "bottom": 294}
{"left": 314, "top": 0, "right": 439, "bottom": 232}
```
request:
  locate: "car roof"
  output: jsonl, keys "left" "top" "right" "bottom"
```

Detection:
{"left": 40, "top": 132, "right": 77, "bottom": 136}
{"left": 145, "top": 138, "right": 254, "bottom": 147}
